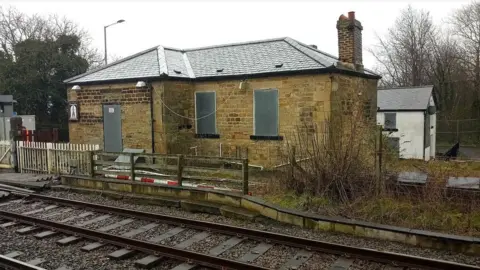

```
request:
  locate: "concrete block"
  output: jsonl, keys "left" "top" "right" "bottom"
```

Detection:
{"left": 207, "top": 192, "right": 241, "bottom": 207}
{"left": 220, "top": 205, "right": 259, "bottom": 221}
{"left": 81, "top": 242, "right": 104, "bottom": 252}
{"left": 277, "top": 211, "right": 304, "bottom": 227}
{"left": 34, "top": 230, "right": 58, "bottom": 239}
{"left": 303, "top": 218, "right": 317, "bottom": 230}
{"left": 16, "top": 226, "right": 40, "bottom": 235}
{"left": 135, "top": 255, "right": 163, "bottom": 269}
{"left": 334, "top": 223, "right": 355, "bottom": 235}
{"left": 180, "top": 200, "right": 221, "bottom": 215}
{"left": 108, "top": 248, "right": 136, "bottom": 260}
{"left": 4, "top": 251, "right": 23, "bottom": 258}
{"left": 57, "top": 236, "right": 81, "bottom": 246}
{"left": 240, "top": 198, "right": 265, "bottom": 213}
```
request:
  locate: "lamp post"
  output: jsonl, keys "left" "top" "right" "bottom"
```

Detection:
{"left": 104, "top": 19, "right": 125, "bottom": 65}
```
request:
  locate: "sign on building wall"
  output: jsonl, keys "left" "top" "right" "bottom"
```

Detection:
{"left": 68, "top": 102, "right": 79, "bottom": 122}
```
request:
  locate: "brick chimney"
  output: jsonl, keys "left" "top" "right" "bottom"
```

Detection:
{"left": 336, "top": 11, "right": 364, "bottom": 72}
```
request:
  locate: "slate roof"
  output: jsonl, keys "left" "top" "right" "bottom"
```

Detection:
{"left": 377, "top": 86, "right": 434, "bottom": 111}
{"left": 65, "top": 37, "right": 379, "bottom": 84}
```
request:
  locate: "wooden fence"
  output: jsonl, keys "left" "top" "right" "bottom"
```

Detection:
{"left": 16, "top": 141, "right": 100, "bottom": 175}
{"left": 93, "top": 152, "right": 250, "bottom": 194}
{"left": 10, "top": 141, "right": 250, "bottom": 194}
{"left": 0, "top": 140, "right": 12, "bottom": 168}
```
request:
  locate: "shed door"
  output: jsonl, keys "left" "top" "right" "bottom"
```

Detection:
{"left": 103, "top": 104, "right": 122, "bottom": 152}
{"left": 386, "top": 137, "right": 400, "bottom": 157}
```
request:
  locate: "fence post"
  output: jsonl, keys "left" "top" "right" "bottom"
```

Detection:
{"left": 130, "top": 153, "right": 136, "bottom": 181}
{"left": 242, "top": 158, "right": 249, "bottom": 195}
{"left": 177, "top": 154, "right": 184, "bottom": 186}
{"left": 289, "top": 146, "right": 296, "bottom": 181}
{"left": 89, "top": 151, "right": 95, "bottom": 177}
{"left": 375, "top": 126, "right": 384, "bottom": 196}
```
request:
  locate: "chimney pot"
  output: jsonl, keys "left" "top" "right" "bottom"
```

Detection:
{"left": 348, "top": 11, "right": 355, "bottom": 20}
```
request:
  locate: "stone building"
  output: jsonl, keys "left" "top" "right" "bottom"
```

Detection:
{"left": 65, "top": 11, "right": 380, "bottom": 167}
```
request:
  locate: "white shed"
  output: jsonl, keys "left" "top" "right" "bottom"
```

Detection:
{"left": 377, "top": 86, "right": 437, "bottom": 161}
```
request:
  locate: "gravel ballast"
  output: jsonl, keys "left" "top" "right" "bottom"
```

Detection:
{"left": 37, "top": 190, "right": 480, "bottom": 266}
{"left": 1, "top": 190, "right": 479, "bottom": 269}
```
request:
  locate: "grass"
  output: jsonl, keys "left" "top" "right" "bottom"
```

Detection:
{"left": 262, "top": 192, "right": 480, "bottom": 236}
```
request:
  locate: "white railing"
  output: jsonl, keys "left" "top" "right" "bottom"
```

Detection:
{"left": 0, "top": 140, "right": 12, "bottom": 168}
{"left": 16, "top": 141, "right": 100, "bottom": 175}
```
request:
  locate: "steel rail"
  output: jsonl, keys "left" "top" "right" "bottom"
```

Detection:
{"left": 0, "top": 255, "right": 47, "bottom": 270}
{"left": 0, "top": 210, "right": 267, "bottom": 270}
{"left": 22, "top": 194, "right": 480, "bottom": 270}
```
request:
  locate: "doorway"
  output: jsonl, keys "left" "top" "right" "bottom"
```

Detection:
{"left": 103, "top": 104, "right": 122, "bottom": 152}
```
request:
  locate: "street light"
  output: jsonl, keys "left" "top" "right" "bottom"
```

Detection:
{"left": 104, "top": 19, "right": 125, "bottom": 65}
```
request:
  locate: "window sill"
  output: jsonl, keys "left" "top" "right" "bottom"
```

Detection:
{"left": 250, "top": 135, "right": 283, "bottom": 141}
{"left": 194, "top": 134, "right": 220, "bottom": 139}
{"left": 383, "top": 128, "right": 399, "bottom": 132}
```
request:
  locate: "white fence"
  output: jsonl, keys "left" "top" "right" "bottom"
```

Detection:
{"left": 0, "top": 140, "right": 12, "bottom": 168}
{"left": 16, "top": 141, "right": 100, "bottom": 175}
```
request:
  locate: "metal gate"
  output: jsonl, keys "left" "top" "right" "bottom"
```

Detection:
{"left": 103, "top": 104, "right": 122, "bottom": 152}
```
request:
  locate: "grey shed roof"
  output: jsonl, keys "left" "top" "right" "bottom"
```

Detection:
{"left": 65, "top": 37, "right": 379, "bottom": 84}
{"left": 377, "top": 86, "right": 434, "bottom": 111}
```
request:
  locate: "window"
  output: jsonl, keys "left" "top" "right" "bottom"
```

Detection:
{"left": 195, "top": 92, "right": 217, "bottom": 136}
{"left": 424, "top": 113, "right": 430, "bottom": 148}
{"left": 253, "top": 89, "right": 280, "bottom": 139}
{"left": 384, "top": 113, "right": 396, "bottom": 129}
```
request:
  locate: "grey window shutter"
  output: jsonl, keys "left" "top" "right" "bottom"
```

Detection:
{"left": 195, "top": 92, "right": 216, "bottom": 134}
{"left": 254, "top": 89, "right": 279, "bottom": 136}
{"left": 384, "top": 113, "right": 396, "bottom": 129}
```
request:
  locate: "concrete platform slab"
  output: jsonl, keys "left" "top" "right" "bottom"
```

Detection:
{"left": 220, "top": 205, "right": 259, "bottom": 221}
{"left": 108, "top": 248, "right": 136, "bottom": 260}
{"left": 180, "top": 200, "right": 221, "bottom": 215}
{"left": 134, "top": 255, "right": 163, "bottom": 269}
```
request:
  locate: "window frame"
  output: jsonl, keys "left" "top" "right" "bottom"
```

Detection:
{"left": 194, "top": 91, "right": 218, "bottom": 137}
{"left": 251, "top": 88, "right": 282, "bottom": 140}
{"left": 384, "top": 112, "right": 397, "bottom": 129}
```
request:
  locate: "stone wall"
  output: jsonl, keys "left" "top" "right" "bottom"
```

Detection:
{"left": 68, "top": 73, "right": 377, "bottom": 167}
{"left": 68, "top": 82, "right": 154, "bottom": 151}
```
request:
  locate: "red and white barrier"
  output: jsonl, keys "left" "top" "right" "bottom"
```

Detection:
{"left": 103, "top": 171, "right": 246, "bottom": 194}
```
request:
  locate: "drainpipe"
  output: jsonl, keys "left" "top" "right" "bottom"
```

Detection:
{"left": 149, "top": 84, "right": 155, "bottom": 154}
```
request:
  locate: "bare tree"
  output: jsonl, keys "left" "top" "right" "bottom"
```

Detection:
{"left": 0, "top": 6, "right": 101, "bottom": 66}
{"left": 450, "top": 1, "right": 480, "bottom": 118}
{"left": 369, "top": 5, "right": 436, "bottom": 87}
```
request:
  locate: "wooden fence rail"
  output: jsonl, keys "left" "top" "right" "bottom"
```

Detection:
{"left": 16, "top": 141, "right": 100, "bottom": 175}
{"left": 91, "top": 152, "right": 250, "bottom": 195}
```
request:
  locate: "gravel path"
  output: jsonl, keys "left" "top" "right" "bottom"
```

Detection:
{"left": 220, "top": 239, "right": 258, "bottom": 260}
{"left": 38, "top": 190, "right": 480, "bottom": 267}
{"left": 298, "top": 253, "right": 338, "bottom": 270}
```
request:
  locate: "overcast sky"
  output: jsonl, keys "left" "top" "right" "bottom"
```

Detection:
{"left": 2, "top": 0, "right": 470, "bottom": 69}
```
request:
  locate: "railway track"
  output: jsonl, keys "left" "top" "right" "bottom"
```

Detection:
{"left": 0, "top": 193, "right": 478, "bottom": 270}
